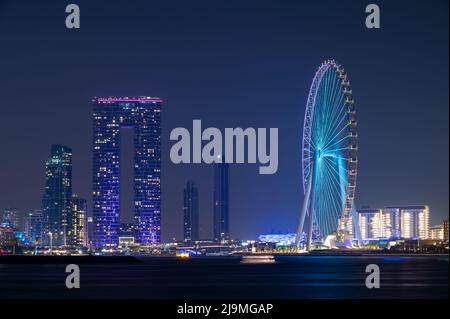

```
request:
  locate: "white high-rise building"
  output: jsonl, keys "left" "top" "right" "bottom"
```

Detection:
{"left": 429, "top": 225, "right": 444, "bottom": 240}
{"left": 356, "top": 206, "right": 430, "bottom": 240}
{"left": 357, "top": 208, "right": 384, "bottom": 239}
{"left": 384, "top": 206, "right": 429, "bottom": 239}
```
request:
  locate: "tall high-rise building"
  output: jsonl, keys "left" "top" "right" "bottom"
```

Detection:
{"left": 24, "top": 209, "right": 43, "bottom": 245}
{"left": 384, "top": 205, "right": 429, "bottom": 239}
{"left": 379, "top": 207, "right": 401, "bottom": 239}
{"left": 1, "top": 208, "right": 20, "bottom": 230}
{"left": 357, "top": 208, "right": 384, "bottom": 239}
{"left": 69, "top": 194, "right": 87, "bottom": 247}
{"left": 93, "top": 97, "right": 162, "bottom": 248}
{"left": 42, "top": 144, "right": 72, "bottom": 247}
{"left": 87, "top": 216, "right": 94, "bottom": 248}
{"left": 183, "top": 181, "right": 199, "bottom": 244}
{"left": 357, "top": 207, "right": 405, "bottom": 239}
{"left": 213, "top": 161, "right": 229, "bottom": 243}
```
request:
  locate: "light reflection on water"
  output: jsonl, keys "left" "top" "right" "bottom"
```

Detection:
{"left": 0, "top": 255, "right": 447, "bottom": 299}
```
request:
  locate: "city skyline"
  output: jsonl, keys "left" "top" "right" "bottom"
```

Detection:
{"left": 2, "top": 137, "right": 445, "bottom": 244}
{"left": 0, "top": 0, "right": 448, "bottom": 241}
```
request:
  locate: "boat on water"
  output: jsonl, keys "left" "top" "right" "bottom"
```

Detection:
{"left": 240, "top": 255, "right": 276, "bottom": 264}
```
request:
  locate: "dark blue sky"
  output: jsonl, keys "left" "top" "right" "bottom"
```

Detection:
{"left": 0, "top": 0, "right": 448, "bottom": 241}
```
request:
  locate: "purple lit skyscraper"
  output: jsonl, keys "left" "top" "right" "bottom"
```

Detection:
{"left": 213, "top": 161, "right": 229, "bottom": 243}
{"left": 92, "top": 97, "right": 162, "bottom": 249}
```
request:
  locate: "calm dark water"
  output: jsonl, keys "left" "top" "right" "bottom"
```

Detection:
{"left": 0, "top": 255, "right": 448, "bottom": 299}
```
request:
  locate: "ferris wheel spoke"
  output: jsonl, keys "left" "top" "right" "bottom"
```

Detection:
{"left": 317, "top": 178, "right": 332, "bottom": 236}
{"left": 317, "top": 161, "right": 342, "bottom": 236}
{"left": 322, "top": 71, "right": 335, "bottom": 133}
{"left": 322, "top": 162, "right": 347, "bottom": 211}
{"left": 322, "top": 72, "right": 343, "bottom": 136}
{"left": 323, "top": 104, "right": 345, "bottom": 146}
{"left": 322, "top": 99, "right": 347, "bottom": 146}
{"left": 322, "top": 147, "right": 349, "bottom": 154}
{"left": 328, "top": 155, "right": 350, "bottom": 162}
{"left": 323, "top": 157, "right": 348, "bottom": 186}
{"left": 322, "top": 129, "right": 350, "bottom": 152}
{"left": 323, "top": 186, "right": 340, "bottom": 236}
{"left": 321, "top": 172, "right": 340, "bottom": 220}
{"left": 322, "top": 162, "right": 344, "bottom": 200}
{"left": 326, "top": 85, "right": 342, "bottom": 133}
{"left": 323, "top": 190, "right": 341, "bottom": 235}
{"left": 318, "top": 72, "right": 334, "bottom": 142}
{"left": 323, "top": 105, "right": 347, "bottom": 140}
{"left": 306, "top": 137, "right": 317, "bottom": 150}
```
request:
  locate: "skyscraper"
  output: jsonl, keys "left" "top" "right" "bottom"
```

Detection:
{"left": 69, "top": 194, "right": 87, "bottom": 247}
{"left": 87, "top": 216, "right": 94, "bottom": 248}
{"left": 357, "top": 208, "right": 384, "bottom": 240}
{"left": 213, "top": 160, "right": 229, "bottom": 243}
{"left": 93, "top": 97, "right": 162, "bottom": 249}
{"left": 42, "top": 144, "right": 72, "bottom": 247}
{"left": 183, "top": 181, "right": 199, "bottom": 244}
{"left": 24, "top": 209, "right": 43, "bottom": 245}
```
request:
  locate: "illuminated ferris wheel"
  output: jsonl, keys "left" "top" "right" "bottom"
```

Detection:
{"left": 296, "top": 60, "right": 360, "bottom": 250}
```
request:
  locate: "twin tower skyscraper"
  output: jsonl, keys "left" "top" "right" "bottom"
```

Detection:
{"left": 92, "top": 96, "right": 230, "bottom": 249}
{"left": 92, "top": 97, "right": 162, "bottom": 249}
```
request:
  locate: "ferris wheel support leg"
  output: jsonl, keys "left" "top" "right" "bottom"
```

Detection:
{"left": 306, "top": 207, "right": 314, "bottom": 251}
{"left": 306, "top": 159, "right": 319, "bottom": 252}
{"left": 306, "top": 191, "right": 314, "bottom": 251}
{"left": 295, "top": 168, "right": 313, "bottom": 247}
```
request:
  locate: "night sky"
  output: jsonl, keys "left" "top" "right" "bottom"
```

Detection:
{"left": 0, "top": 0, "right": 448, "bottom": 241}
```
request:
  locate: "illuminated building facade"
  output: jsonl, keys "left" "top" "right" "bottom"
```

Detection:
{"left": 24, "top": 209, "right": 43, "bottom": 245}
{"left": 356, "top": 206, "right": 430, "bottom": 240}
{"left": 379, "top": 207, "right": 401, "bottom": 239}
{"left": 258, "top": 233, "right": 296, "bottom": 245}
{"left": 357, "top": 208, "right": 384, "bottom": 239}
{"left": 183, "top": 181, "right": 199, "bottom": 244}
{"left": 213, "top": 161, "right": 229, "bottom": 243}
{"left": 93, "top": 97, "right": 162, "bottom": 248}
{"left": 384, "top": 205, "right": 429, "bottom": 239}
{"left": 69, "top": 194, "right": 87, "bottom": 247}
{"left": 119, "top": 223, "right": 138, "bottom": 238}
{"left": 429, "top": 224, "right": 444, "bottom": 240}
{"left": 42, "top": 144, "right": 73, "bottom": 247}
